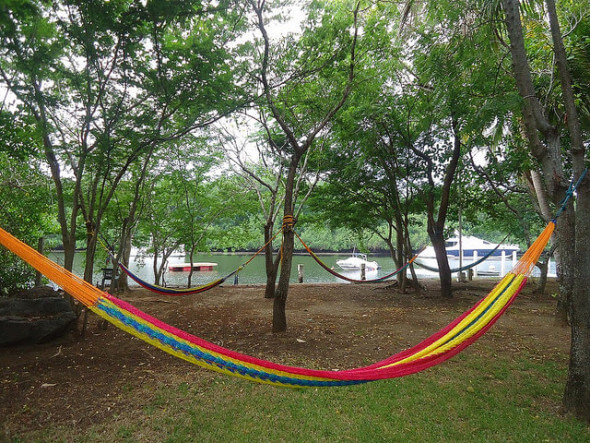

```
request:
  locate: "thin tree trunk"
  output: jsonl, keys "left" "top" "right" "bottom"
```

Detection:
{"left": 272, "top": 160, "right": 299, "bottom": 332}
{"left": 273, "top": 226, "right": 294, "bottom": 332}
{"left": 117, "top": 223, "right": 133, "bottom": 292}
{"left": 264, "top": 223, "right": 278, "bottom": 299}
{"left": 429, "top": 227, "right": 452, "bottom": 298}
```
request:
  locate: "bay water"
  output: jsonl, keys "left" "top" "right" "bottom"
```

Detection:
{"left": 48, "top": 250, "right": 555, "bottom": 288}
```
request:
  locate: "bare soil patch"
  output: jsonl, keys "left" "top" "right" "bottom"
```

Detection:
{"left": 0, "top": 279, "right": 569, "bottom": 436}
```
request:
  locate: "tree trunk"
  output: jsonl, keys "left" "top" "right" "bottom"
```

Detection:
{"left": 272, "top": 159, "right": 299, "bottom": 332}
{"left": 534, "top": 259, "right": 549, "bottom": 298}
{"left": 83, "top": 220, "right": 99, "bottom": 284}
{"left": 429, "top": 228, "right": 452, "bottom": 298}
{"left": 565, "top": 180, "right": 590, "bottom": 423}
{"left": 554, "top": 202, "right": 575, "bottom": 323}
{"left": 502, "top": 0, "right": 589, "bottom": 422}
{"left": 152, "top": 246, "right": 164, "bottom": 286}
{"left": 395, "top": 218, "right": 406, "bottom": 287}
{"left": 187, "top": 247, "right": 195, "bottom": 288}
{"left": 404, "top": 221, "right": 420, "bottom": 289}
{"left": 544, "top": 0, "right": 590, "bottom": 422}
{"left": 117, "top": 225, "right": 133, "bottom": 292}
{"left": 264, "top": 223, "right": 277, "bottom": 299}
{"left": 272, "top": 227, "right": 294, "bottom": 333}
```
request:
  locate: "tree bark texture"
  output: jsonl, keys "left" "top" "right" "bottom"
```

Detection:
{"left": 502, "top": 0, "right": 590, "bottom": 422}
{"left": 272, "top": 159, "right": 299, "bottom": 332}
{"left": 565, "top": 181, "right": 590, "bottom": 423}
{"left": 273, "top": 227, "right": 294, "bottom": 333}
{"left": 263, "top": 223, "right": 279, "bottom": 299}
{"left": 429, "top": 227, "right": 452, "bottom": 298}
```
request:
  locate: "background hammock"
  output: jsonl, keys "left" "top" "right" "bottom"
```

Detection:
{"left": 413, "top": 235, "right": 508, "bottom": 274}
{"left": 97, "top": 230, "right": 280, "bottom": 296}
{"left": 116, "top": 261, "right": 236, "bottom": 295}
{"left": 294, "top": 231, "right": 425, "bottom": 283}
{"left": 0, "top": 220, "right": 553, "bottom": 388}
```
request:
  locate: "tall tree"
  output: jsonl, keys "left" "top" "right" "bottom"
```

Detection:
{"left": 500, "top": 0, "right": 590, "bottom": 422}
{"left": 249, "top": 0, "right": 360, "bottom": 332}
{"left": 0, "top": 0, "right": 248, "bottom": 285}
{"left": 218, "top": 117, "right": 286, "bottom": 299}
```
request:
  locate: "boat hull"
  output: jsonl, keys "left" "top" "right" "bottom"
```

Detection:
{"left": 168, "top": 262, "right": 218, "bottom": 272}
{"left": 445, "top": 248, "right": 519, "bottom": 257}
{"left": 336, "top": 256, "right": 380, "bottom": 271}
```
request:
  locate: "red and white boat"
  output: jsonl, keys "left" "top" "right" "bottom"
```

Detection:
{"left": 168, "top": 262, "right": 218, "bottom": 272}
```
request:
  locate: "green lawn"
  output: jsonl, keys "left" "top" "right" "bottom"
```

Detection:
{"left": 14, "top": 352, "right": 589, "bottom": 442}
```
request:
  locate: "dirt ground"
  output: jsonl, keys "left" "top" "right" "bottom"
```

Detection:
{"left": 0, "top": 279, "right": 569, "bottom": 436}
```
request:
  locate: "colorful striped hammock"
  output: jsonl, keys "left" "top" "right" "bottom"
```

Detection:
{"left": 0, "top": 221, "right": 553, "bottom": 387}
{"left": 97, "top": 229, "right": 281, "bottom": 296}
{"left": 116, "top": 261, "right": 235, "bottom": 295}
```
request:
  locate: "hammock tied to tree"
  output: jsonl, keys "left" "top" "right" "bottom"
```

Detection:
{"left": 294, "top": 230, "right": 426, "bottom": 283}
{"left": 97, "top": 229, "right": 281, "bottom": 296}
{"left": 0, "top": 171, "right": 583, "bottom": 387}
{"left": 0, "top": 220, "right": 553, "bottom": 387}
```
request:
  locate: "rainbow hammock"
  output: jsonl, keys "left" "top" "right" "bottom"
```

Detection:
{"left": 97, "top": 229, "right": 280, "bottom": 296}
{"left": 0, "top": 222, "right": 553, "bottom": 388}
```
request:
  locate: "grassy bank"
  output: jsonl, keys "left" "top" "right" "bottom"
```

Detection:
{"left": 13, "top": 351, "right": 588, "bottom": 442}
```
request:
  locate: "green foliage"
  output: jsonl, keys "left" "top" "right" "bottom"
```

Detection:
{"left": 0, "top": 110, "right": 41, "bottom": 159}
{"left": 0, "top": 152, "right": 55, "bottom": 294}
{"left": 2, "top": 0, "right": 587, "bottom": 267}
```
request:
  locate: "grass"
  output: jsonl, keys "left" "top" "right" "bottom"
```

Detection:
{"left": 11, "top": 351, "right": 589, "bottom": 442}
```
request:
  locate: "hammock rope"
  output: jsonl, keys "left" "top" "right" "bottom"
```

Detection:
{"left": 553, "top": 168, "right": 587, "bottom": 220}
{"left": 413, "top": 234, "right": 509, "bottom": 274}
{"left": 0, "top": 220, "right": 553, "bottom": 387}
{"left": 294, "top": 230, "right": 425, "bottom": 283}
{"left": 97, "top": 229, "right": 282, "bottom": 296}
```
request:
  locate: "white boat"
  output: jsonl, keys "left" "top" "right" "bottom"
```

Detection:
{"left": 336, "top": 252, "right": 380, "bottom": 271}
{"left": 420, "top": 233, "right": 520, "bottom": 259}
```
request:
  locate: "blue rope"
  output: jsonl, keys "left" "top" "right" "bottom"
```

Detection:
{"left": 553, "top": 168, "right": 588, "bottom": 222}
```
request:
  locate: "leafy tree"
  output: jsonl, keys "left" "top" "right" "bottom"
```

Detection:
{"left": 0, "top": 0, "right": 248, "bottom": 286}
{"left": 249, "top": 0, "right": 361, "bottom": 332}
{"left": 217, "top": 117, "right": 287, "bottom": 298}
{"left": 499, "top": 0, "right": 590, "bottom": 423}
{"left": 0, "top": 151, "right": 54, "bottom": 294}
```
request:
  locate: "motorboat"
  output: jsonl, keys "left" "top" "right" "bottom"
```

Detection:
{"left": 420, "top": 233, "right": 520, "bottom": 259}
{"left": 168, "top": 262, "right": 218, "bottom": 272}
{"left": 336, "top": 251, "right": 380, "bottom": 271}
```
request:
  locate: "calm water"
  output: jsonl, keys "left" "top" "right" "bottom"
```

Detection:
{"left": 48, "top": 250, "right": 555, "bottom": 288}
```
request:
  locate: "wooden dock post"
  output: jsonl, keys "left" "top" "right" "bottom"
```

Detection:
{"left": 360, "top": 263, "right": 366, "bottom": 281}
{"left": 298, "top": 264, "right": 304, "bottom": 283}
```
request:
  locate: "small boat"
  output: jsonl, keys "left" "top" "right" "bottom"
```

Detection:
{"left": 477, "top": 265, "right": 500, "bottom": 277}
{"left": 168, "top": 262, "right": 218, "bottom": 272}
{"left": 420, "top": 233, "right": 520, "bottom": 259}
{"left": 336, "top": 251, "right": 380, "bottom": 271}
